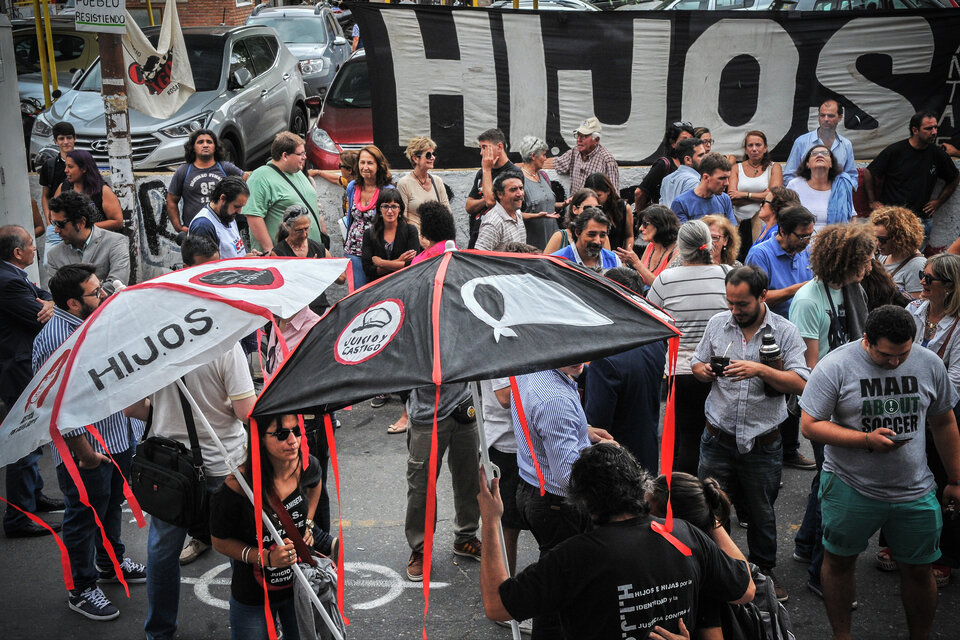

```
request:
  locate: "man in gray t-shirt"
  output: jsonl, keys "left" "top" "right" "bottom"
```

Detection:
{"left": 800, "top": 305, "right": 960, "bottom": 640}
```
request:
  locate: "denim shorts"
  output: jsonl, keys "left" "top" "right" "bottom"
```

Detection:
{"left": 819, "top": 470, "right": 942, "bottom": 565}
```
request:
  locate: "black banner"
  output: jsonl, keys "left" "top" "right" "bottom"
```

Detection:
{"left": 350, "top": 4, "right": 960, "bottom": 168}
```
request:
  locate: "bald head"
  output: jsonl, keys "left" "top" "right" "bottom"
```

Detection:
{"left": 0, "top": 225, "right": 35, "bottom": 268}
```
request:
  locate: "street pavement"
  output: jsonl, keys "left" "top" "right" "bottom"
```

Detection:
{"left": 1, "top": 395, "right": 959, "bottom": 639}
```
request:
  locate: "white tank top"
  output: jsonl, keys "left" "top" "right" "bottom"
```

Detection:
{"left": 733, "top": 163, "right": 772, "bottom": 222}
{"left": 189, "top": 206, "right": 246, "bottom": 259}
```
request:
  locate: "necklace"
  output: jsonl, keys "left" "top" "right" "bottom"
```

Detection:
{"left": 926, "top": 309, "right": 944, "bottom": 340}
{"left": 413, "top": 171, "right": 431, "bottom": 190}
{"left": 521, "top": 166, "right": 538, "bottom": 180}
{"left": 744, "top": 161, "right": 764, "bottom": 177}
{"left": 649, "top": 243, "right": 674, "bottom": 273}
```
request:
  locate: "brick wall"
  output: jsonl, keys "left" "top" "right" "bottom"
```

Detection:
{"left": 125, "top": 0, "right": 259, "bottom": 27}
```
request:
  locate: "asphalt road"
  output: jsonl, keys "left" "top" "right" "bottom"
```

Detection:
{"left": 1, "top": 396, "right": 958, "bottom": 639}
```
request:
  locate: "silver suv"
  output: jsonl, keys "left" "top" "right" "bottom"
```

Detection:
{"left": 29, "top": 25, "right": 308, "bottom": 170}
{"left": 245, "top": 4, "right": 352, "bottom": 101}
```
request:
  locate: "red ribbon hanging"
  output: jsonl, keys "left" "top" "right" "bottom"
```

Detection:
{"left": 249, "top": 417, "right": 279, "bottom": 640}
{"left": 87, "top": 424, "right": 146, "bottom": 529}
{"left": 508, "top": 376, "right": 546, "bottom": 496}
{"left": 0, "top": 496, "right": 73, "bottom": 589}
{"left": 653, "top": 336, "right": 691, "bottom": 555}
{"left": 323, "top": 413, "right": 349, "bottom": 625}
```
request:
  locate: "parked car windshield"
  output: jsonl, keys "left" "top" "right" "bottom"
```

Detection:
{"left": 325, "top": 59, "right": 370, "bottom": 108}
{"left": 250, "top": 17, "right": 329, "bottom": 45}
{"left": 79, "top": 34, "right": 225, "bottom": 93}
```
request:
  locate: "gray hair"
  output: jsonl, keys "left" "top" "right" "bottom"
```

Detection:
{"left": 517, "top": 135, "right": 548, "bottom": 163}
{"left": 677, "top": 220, "right": 713, "bottom": 265}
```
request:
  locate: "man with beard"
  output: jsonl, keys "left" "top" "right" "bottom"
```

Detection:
{"left": 474, "top": 171, "right": 527, "bottom": 251}
{"left": 187, "top": 176, "right": 249, "bottom": 259}
{"left": 33, "top": 264, "right": 143, "bottom": 621}
{"left": 692, "top": 265, "right": 809, "bottom": 602}
{"left": 659, "top": 137, "right": 706, "bottom": 206}
{"left": 552, "top": 208, "right": 622, "bottom": 272}
{"left": 166, "top": 129, "right": 245, "bottom": 232}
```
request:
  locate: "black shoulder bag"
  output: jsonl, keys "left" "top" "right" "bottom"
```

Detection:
{"left": 269, "top": 164, "right": 331, "bottom": 250}
{"left": 130, "top": 385, "right": 207, "bottom": 528}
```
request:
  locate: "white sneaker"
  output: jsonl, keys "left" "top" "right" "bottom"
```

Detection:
{"left": 495, "top": 619, "right": 532, "bottom": 635}
{"left": 179, "top": 538, "right": 211, "bottom": 565}
{"left": 68, "top": 585, "right": 119, "bottom": 621}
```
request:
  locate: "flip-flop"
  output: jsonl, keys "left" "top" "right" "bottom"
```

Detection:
{"left": 876, "top": 547, "right": 897, "bottom": 572}
{"left": 387, "top": 420, "right": 408, "bottom": 434}
{"left": 934, "top": 564, "right": 951, "bottom": 588}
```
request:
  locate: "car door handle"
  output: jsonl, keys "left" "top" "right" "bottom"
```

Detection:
{"left": 282, "top": 73, "right": 290, "bottom": 81}
{"left": 260, "top": 89, "right": 268, "bottom": 97}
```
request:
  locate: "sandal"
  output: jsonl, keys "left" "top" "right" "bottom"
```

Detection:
{"left": 387, "top": 419, "right": 408, "bottom": 434}
{"left": 934, "top": 564, "right": 951, "bottom": 588}
{"left": 876, "top": 547, "right": 897, "bottom": 572}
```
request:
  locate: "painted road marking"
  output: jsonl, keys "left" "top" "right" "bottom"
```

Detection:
{"left": 182, "top": 561, "right": 449, "bottom": 611}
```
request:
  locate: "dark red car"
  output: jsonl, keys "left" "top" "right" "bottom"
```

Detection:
{"left": 305, "top": 49, "right": 372, "bottom": 170}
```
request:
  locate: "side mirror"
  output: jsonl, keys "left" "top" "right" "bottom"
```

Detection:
{"left": 333, "top": 36, "right": 347, "bottom": 46}
{"left": 229, "top": 67, "right": 253, "bottom": 90}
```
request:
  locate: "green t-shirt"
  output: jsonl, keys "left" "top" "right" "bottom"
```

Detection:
{"left": 244, "top": 163, "right": 322, "bottom": 251}
{"left": 789, "top": 279, "right": 845, "bottom": 363}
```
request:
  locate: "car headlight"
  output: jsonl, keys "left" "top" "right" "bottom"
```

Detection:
{"left": 310, "top": 127, "right": 338, "bottom": 153}
{"left": 298, "top": 59, "right": 327, "bottom": 76}
{"left": 160, "top": 113, "right": 211, "bottom": 138}
{"left": 32, "top": 116, "right": 53, "bottom": 138}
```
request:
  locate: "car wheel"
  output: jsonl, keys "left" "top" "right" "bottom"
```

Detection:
{"left": 221, "top": 137, "right": 241, "bottom": 168}
{"left": 289, "top": 104, "right": 308, "bottom": 139}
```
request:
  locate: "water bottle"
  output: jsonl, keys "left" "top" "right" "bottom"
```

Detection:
{"left": 758, "top": 331, "right": 783, "bottom": 397}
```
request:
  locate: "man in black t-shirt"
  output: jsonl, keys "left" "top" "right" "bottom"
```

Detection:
{"left": 864, "top": 111, "right": 959, "bottom": 243}
{"left": 37, "top": 122, "right": 76, "bottom": 261}
{"left": 479, "top": 445, "right": 754, "bottom": 639}
{"left": 465, "top": 128, "right": 518, "bottom": 248}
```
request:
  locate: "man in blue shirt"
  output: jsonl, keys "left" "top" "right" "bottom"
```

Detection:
{"left": 552, "top": 208, "right": 621, "bottom": 272}
{"left": 670, "top": 153, "right": 737, "bottom": 225}
{"left": 659, "top": 137, "right": 706, "bottom": 206}
{"left": 783, "top": 100, "right": 857, "bottom": 184}
{"left": 744, "top": 206, "right": 816, "bottom": 318}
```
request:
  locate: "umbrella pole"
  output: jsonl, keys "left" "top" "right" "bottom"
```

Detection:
{"left": 175, "top": 379, "right": 343, "bottom": 640}
{"left": 470, "top": 381, "right": 522, "bottom": 640}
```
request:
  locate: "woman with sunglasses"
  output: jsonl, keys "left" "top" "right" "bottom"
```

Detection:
{"left": 635, "top": 121, "right": 695, "bottom": 212}
{"left": 397, "top": 137, "right": 449, "bottom": 231}
{"left": 631, "top": 205, "right": 679, "bottom": 287}
{"left": 870, "top": 205, "right": 926, "bottom": 298}
{"left": 786, "top": 145, "right": 856, "bottom": 230}
{"left": 210, "top": 414, "right": 335, "bottom": 640}
{"left": 344, "top": 145, "right": 395, "bottom": 288}
{"left": 727, "top": 131, "right": 783, "bottom": 260}
{"left": 750, "top": 186, "right": 800, "bottom": 250}
{"left": 904, "top": 253, "right": 960, "bottom": 589}
{"left": 52, "top": 149, "right": 124, "bottom": 232}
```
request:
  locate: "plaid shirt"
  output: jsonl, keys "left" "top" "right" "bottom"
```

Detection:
{"left": 474, "top": 203, "right": 527, "bottom": 251}
{"left": 692, "top": 307, "right": 810, "bottom": 453}
{"left": 33, "top": 307, "right": 136, "bottom": 466}
{"left": 553, "top": 143, "right": 620, "bottom": 194}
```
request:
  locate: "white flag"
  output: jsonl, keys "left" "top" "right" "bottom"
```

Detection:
{"left": 121, "top": 0, "right": 194, "bottom": 119}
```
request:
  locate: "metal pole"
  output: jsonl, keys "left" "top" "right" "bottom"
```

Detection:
{"left": 146, "top": 0, "right": 155, "bottom": 26}
{"left": 96, "top": 32, "right": 140, "bottom": 282}
{"left": 470, "top": 381, "right": 522, "bottom": 640}
{"left": 174, "top": 379, "right": 345, "bottom": 640}
{"left": 40, "top": 0, "right": 57, "bottom": 93}
{"left": 30, "top": 0, "right": 50, "bottom": 106}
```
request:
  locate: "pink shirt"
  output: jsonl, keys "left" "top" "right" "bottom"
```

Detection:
{"left": 264, "top": 306, "right": 321, "bottom": 379}
{"left": 411, "top": 240, "right": 458, "bottom": 265}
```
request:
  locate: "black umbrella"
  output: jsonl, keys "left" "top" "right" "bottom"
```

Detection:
{"left": 253, "top": 250, "right": 681, "bottom": 635}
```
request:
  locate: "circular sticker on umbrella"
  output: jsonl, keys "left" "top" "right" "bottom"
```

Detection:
{"left": 335, "top": 299, "right": 405, "bottom": 364}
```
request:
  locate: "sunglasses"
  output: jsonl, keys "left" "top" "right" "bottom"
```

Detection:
{"left": 672, "top": 121, "right": 692, "bottom": 129}
{"left": 875, "top": 235, "right": 888, "bottom": 244}
{"left": 792, "top": 230, "right": 816, "bottom": 241}
{"left": 338, "top": 164, "right": 350, "bottom": 170}
{"left": 919, "top": 270, "right": 952, "bottom": 286}
{"left": 52, "top": 219, "right": 71, "bottom": 230}
{"left": 266, "top": 427, "right": 301, "bottom": 441}
{"left": 419, "top": 151, "right": 436, "bottom": 160}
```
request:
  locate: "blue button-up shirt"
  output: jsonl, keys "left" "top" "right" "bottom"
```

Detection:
{"left": 692, "top": 307, "right": 810, "bottom": 453}
{"left": 783, "top": 129, "right": 857, "bottom": 184}
{"left": 33, "top": 307, "right": 135, "bottom": 466}
{"left": 511, "top": 369, "right": 591, "bottom": 496}
{"left": 659, "top": 165, "right": 700, "bottom": 207}
{"left": 744, "top": 235, "right": 813, "bottom": 317}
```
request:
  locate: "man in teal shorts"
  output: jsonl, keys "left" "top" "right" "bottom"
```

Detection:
{"left": 799, "top": 305, "right": 960, "bottom": 640}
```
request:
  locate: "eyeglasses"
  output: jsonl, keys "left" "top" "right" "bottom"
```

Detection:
{"left": 672, "top": 121, "right": 692, "bottom": 129}
{"left": 875, "top": 235, "right": 888, "bottom": 244}
{"left": 710, "top": 234, "right": 723, "bottom": 242}
{"left": 639, "top": 221, "right": 651, "bottom": 228}
{"left": 338, "top": 164, "right": 349, "bottom": 170}
{"left": 266, "top": 427, "right": 301, "bottom": 442}
{"left": 81, "top": 285, "right": 103, "bottom": 299}
{"left": 380, "top": 203, "right": 401, "bottom": 211}
{"left": 810, "top": 150, "right": 831, "bottom": 158}
{"left": 792, "top": 230, "right": 816, "bottom": 241}
{"left": 762, "top": 199, "right": 774, "bottom": 207}
{"left": 419, "top": 151, "right": 436, "bottom": 160}
{"left": 919, "top": 270, "right": 951, "bottom": 286}
{"left": 290, "top": 226, "right": 310, "bottom": 235}
{"left": 289, "top": 151, "right": 307, "bottom": 157}
{"left": 52, "top": 219, "right": 71, "bottom": 230}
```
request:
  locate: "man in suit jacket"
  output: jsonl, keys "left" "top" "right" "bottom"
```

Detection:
{"left": 47, "top": 190, "right": 130, "bottom": 285}
{"left": 0, "top": 225, "right": 63, "bottom": 537}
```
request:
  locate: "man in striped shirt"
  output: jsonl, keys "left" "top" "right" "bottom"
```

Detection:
{"left": 511, "top": 364, "right": 614, "bottom": 638}
{"left": 33, "top": 263, "right": 143, "bottom": 622}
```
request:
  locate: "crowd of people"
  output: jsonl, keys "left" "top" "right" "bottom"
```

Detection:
{"left": 2, "top": 102, "right": 960, "bottom": 640}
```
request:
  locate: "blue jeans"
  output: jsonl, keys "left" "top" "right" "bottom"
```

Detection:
{"left": 699, "top": 428, "right": 782, "bottom": 570}
{"left": 145, "top": 475, "right": 227, "bottom": 640}
{"left": 794, "top": 442, "right": 826, "bottom": 584}
{"left": 56, "top": 446, "right": 134, "bottom": 591}
{"left": 345, "top": 254, "right": 368, "bottom": 288}
{"left": 3, "top": 448, "right": 44, "bottom": 531}
{"left": 229, "top": 596, "right": 300, "bottom": 640}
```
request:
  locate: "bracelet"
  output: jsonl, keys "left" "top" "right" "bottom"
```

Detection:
{"left": 241, "top": 546, "right": 250, "bottom": 565}
{"left": 864, "top": 432, "right": 873, "bottom": 453}
{"left": 306, "top": 518, "right": 315, "bottom": 530}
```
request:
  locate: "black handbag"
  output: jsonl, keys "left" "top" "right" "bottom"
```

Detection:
{"left": 130, "top": 385, "right": 207, "bottom": 528}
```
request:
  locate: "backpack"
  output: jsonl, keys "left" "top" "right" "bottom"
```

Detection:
{"left": 720, "top": 566, "right": 796, "bottom": 640}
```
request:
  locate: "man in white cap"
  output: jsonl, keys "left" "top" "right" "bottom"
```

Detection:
{"left": 546, "top": 117, "right": 620, "bottom": 194}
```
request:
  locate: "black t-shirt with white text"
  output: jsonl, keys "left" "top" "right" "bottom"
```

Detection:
{"left": 498, "top": 515, "right": 750, "bottom": 639}
{"left": 467, "top": 160, "right": 519, "bottom": 248}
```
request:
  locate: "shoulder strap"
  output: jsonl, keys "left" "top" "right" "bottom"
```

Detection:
{"left": 175, "top": 383, "right": 204, "bottom": 471}
{"left": 216, "top": 162, "right": 225, "bottom": 176}
{"left": 428, "top": 174, "right": 441, "bottom": 201}
{"left": 268, "top": 490, "right": 317, "bottom": 566}
{"left": 937, "top": 317, "right": 960, "bottom": 360}
{"left": 184, "top": 164, "right": 193, "bottom": 181}
{"left": 268, "top": 164, "right": 323, "bottom": 232}
{"left": 889, "top": 254, "right": 919, "bottom": 278}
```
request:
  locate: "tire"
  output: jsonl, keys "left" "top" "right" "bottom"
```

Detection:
{"left": 221, "top": 137, "right": 241, "bottom": 168}
{"left": 289, "top": 104, "right": 308, "bottom": 139}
